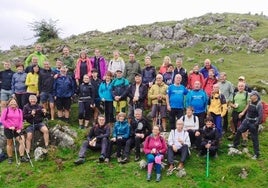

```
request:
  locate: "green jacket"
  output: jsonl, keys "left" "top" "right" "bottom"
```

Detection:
{"left": 24, "top": 51, "right": 47, "bottom": 68}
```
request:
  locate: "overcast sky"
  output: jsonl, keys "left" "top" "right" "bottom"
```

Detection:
{"left": 0, "top": 0, "right": 267, "bottom": 50}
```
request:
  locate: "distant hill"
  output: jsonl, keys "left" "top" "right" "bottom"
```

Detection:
{"left": 0, "top": 12, "right": 267, "bottom": 93}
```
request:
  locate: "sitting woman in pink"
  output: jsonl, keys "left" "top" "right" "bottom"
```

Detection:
{"left": 143, "top": 125, "right": 167, "bottom": 182}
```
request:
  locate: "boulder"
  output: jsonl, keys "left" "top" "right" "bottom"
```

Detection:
{"left": 49, "top": 125, "right": 77, "bottom": 148}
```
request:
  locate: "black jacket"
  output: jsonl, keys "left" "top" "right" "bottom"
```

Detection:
{"left": 23, "top": 103, "right": 45, "bottom": 124}
{"left": 129, "top": 118, "right": 151, "bottom": 138}
{"left": 38, "top": 68, "right": 55, "bottom": 93}
{"left": 0, "top": 69, "right": 14, "bottom": 90}
{"left": 127, "top": 83, "right": 148, "bottom": 106}
{"left": 87, "top": 124, "right": 110, "bottom": 142}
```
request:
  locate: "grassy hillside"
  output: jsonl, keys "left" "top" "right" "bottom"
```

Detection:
{"left": 0, "top": 13, "right": 268, "bottom": 188}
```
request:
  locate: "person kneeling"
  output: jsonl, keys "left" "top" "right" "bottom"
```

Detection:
{"left": 167, "top": 119, "right": 191, "bottom": 174}
{"left": 74, "top": 115, "right": 110, "bottom": 165}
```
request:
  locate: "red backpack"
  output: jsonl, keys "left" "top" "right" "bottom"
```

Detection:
{"left": 261, "top": 101, "right": 268, "bottom": 124}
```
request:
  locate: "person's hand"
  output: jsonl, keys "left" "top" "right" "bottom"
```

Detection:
{"left": 178, "top": 138, "right": 184, "bottom": 145}
{"left": 167, "top": 105, "right": 171, "bottom": 111}
{"left": 195, "top": 131, "right": 200, "bottom": 136}
{"left": 238, "top": 112, "right": 244, "bottom": 119}
{"left": 148, "top": 82, "right": 153, "bottom": 88}
{"left": 172, "top": 145, "right": 178, "bottom": 152}
{"left": 111, "top": 137, "right": 116, "bottom": 142}
{"left": 101, "top": 98, "right": 105, "bottom": 102}
{"left": 151, "top": 148, "right": 156, "bottom": 154}
{"left": 31, "top": 110, "right": 36, "bottom": 116}
{"left": 9, "top": 126, "right": 15, "bottom": 130}
{"left": 42, "top": 108, "right": 47, "bottom": 114}
{"left": 17, "top": 129, "right": 21, "bottom": 134}
{"left": 205, "top": 143, "right": 211, "bottom": 149}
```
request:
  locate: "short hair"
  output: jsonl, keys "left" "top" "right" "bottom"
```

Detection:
{"left": 134, "top": 108, "right": 143, "bottom": 114}
{"left": 15, "top": 62, "right": 24, "bottom": 68}
{"left": 29, "top": 95, "right": 37, "bottom": 100}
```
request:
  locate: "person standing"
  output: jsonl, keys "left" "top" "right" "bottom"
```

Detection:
{"left": 74, "top": 50, "right": 92, "bottom": 86}
{"left": 172, "top": 58, "right": 188, "bottom": 87}
{"left": 108, "top": 50, "right": 125, "bottom": 75}
{"left": 123, "top": 52, "right": 141, "bottom": 84}
{"left": 229, "top": 91, "right": 263, "bottom": 160}
{"left": 166, "top": 74, "right": 188, "bottom": 130}
{"left": 1, "top": 98, "right": 29, "bottom": 164}
{"left": 199, "top": 58, "right": 219, "bottom": 79}
{"left": 24, "top": 44, "right": 48, "bottom": 68}
{"left": 90, "top": 48, "right": 107, "bottom": 80}
{"left": 60, "top": 46, "right": 75, "bottom": 77}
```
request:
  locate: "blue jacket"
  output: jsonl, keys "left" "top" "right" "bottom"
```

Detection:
{"left": 112, "top": 120, "right": 130, "bottom": 139}
{"left": 186, "top": 89, "right": 208, "bottom": 114}
{"left": 11, "top": 72, "right": 27, "bottom": 94}
{"left": 111, "top": 77, "right": 129, "bottom": 100}
{"left": 53, "top": 75, "right": 75, "bottom": 98}
{"left": 98, "top": 81, "right": 113, "bottom": 101}
{"left": 0, "top": 69, "right": 14, "bottom": 90}
{"left": 199, "top": 65, "right": 219, "bottom": 79}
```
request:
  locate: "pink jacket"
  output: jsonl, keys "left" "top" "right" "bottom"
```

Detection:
{"left": 1, "top": 107, "right": 23, "bottom": 130}
{"left": 74, "top": 58, "right": 92, "bottom": 79}
{"left": 143, "top": 135, "right": 167, "bottom": 155}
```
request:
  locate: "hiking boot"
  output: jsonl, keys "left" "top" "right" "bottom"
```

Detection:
{"left": 99, "top": 155, "right": 105, "bottom": 163}
{"left": 20, "top": 156, "right": 29, "bottom": 163}
{"left": 8, "top": 157, "right": 13, "bottom": 164}
{"left": 146, "top": 173, "right": 151, "bottom": 181}
{"left": 79, "top": 125, "right": 85, "bottom": 129}
{"left": 156, "top": 174, "right": 161, "bottom": 182}
{"left": 120, "top": 157, "right": 128, "bottom": 163}
{"left": 104, "top": 158, "right": 110, "bottom": 163}
{"left": 74, "top": 157, "right": 85, "bottom": 165}
{"left": 251, "top": 154, "right": 259, "bottom": 160}
{"left": 227, "top": 143, "right": 237, "bottom": 148}
{"left": 241, "top": 140, "right": 248, "bottom": 147}
{"left": 167, "top": 165, "right": 176, "bottom": 176}
{"left": 117, "top": 157, "right": 122, "bottom": 163}
{"left": 227, "top": 134, "right": 235, "bottom": 140}
{"left": 134, "top": 155, "right": 140, "bottom": 162}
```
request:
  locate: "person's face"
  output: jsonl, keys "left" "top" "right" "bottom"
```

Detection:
{"left": 118, "top": 115, "right": 125, "bottom": 122}
{"left": 237, "top": 83, "right": 245, "bottom": 92}
{"left": 250, "top": 95, "right": 258, "bottom": 103}
{"left": 186, "top": 108, "right": 193, "bottom": 116}
{"left": 32, "top": 57, "right": 38, "bottom": 64}
{"left": 176, "top": 61, "right": 182, "bottom": 67}
{"left": 163, "top": 57, "right": 170, "bottom": 65}
{"left": 167, "top": 66, "right": 173, "bottom": 72}
{"left": 98, "top": 117, "right": 105, "bottom": 126}
{"left": 56, "top": 60, "right": 62, "bottom": 68}
{"left": 105, "top": 75, "right": 111, "bottom": 82}
{"left": 156, "top": 76, "right": 163, "bottom": 84}
{"left": 95, "top": 50, "right": 100, "bottom": 57}
{"left": 212, "top": 85, "right": 219, "bottom": 93}
{"left": 33, "top": 66, "right": 39, "bottom": 73}
{"left": 135, "top": 76, "right": 142, "bottom": 83}
{"left": 193, "top": 65, "right": 199, "bottom": 73}
{"left": 63, "top": 47, "right": 69, "bottom": 55}
{"left": 145, "top": 58, "right": 151, "bottom": 66}
{"left": 206, "top": 121, "right": 213, "bottom": 128}
{"left": 43, "top": 62, "right": 50, "bottom": 70}
{"left": 60, "top": 67, "right": 67, "bottom": 74}
{"left": 174, "top": 75, "right": 181, "bottom": 84}
{"left": 92, "top": 72, "right": 98, "bottom": 78}
{"left": 134, "top": 112, "right": 142, "bottom": 120}
{"left": 4, "top": 62, "right": 11, "bottom": 70}
{"left": 208, "top": 70, "right": 214, "bottom": 78}
{"left": 129, "top": 54, "right": 135, "bottom": 61}
{"left": 29, "top": 97, "right": 37, "bottom": 105}
{"left": 152, "top": 126, "right": 160, "bottom": 136}
{"left": 17, "top": 66, "right": 24, "bottom": 72}
{"left": 204, "top": 60, "right": 211, "bottom": 67}
{"left": 9, "top": 99, "right": 18, "bottom": 108}
{"left": 83, "top": 75, "right": 90, "bottom": 83}
{"left": 113, "top": 52, "right": 119, "bottom": 59}
{"left": 116, "top": 71, "right": 123, "bottom": 78}
{"left": 35, "top": 45, "right": 42, "bottom": 52}
{"left": 80, "top": 52, "right": 86, "bottom": 59}
{"left": 219, "top": 74, "right": 226, "bottom": 82}
{"left": 193, "top": 81, "right": 201, "bottom": 90}
{"left": 176, "top": 122, "right": 183, "bottom": 131}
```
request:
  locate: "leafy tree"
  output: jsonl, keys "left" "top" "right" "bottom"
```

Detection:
{"left": 30, "top": 19, "right": 60, "bottom": 42}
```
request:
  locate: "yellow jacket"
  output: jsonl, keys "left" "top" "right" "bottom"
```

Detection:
{"left": 25, "top": 73, "right": 39, "bottom": 94}
{"left": 208, "top": 93, "right": 227, "bottom": 117}
{"left": 148, "top": 82, "right": 168, "bottom": 105}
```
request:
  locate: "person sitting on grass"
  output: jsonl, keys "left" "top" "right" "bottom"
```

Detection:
{"left": 1, "top": 98, "right": 29, "bottom": 164}
{"left": 143, "top": 125, "right": 167, "bottom": 182}
{"left": 167, "top": 119, "right": 191, "bottom": 174}
{"left": 199, "top": 117, "right": 219, "bottom": 158}
{"left": 23, "top": 95, "right": 49, "bottom": 153}
{"left": 121, "top": 108, "right": 151, "bottom": 163}
{"left": 74, "top": 115, "right": 110, "bottom": 165}
{"left": 106, "top": 112, "right": 130, "bottom": 163}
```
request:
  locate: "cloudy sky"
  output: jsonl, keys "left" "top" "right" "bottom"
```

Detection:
{"left": 0, "top": 0, "right": 267, "bottom": 50}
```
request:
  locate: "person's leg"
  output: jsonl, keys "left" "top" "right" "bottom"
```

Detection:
{"left": 84, "top": 102, "right": 91, "bottom": 127}
{"left": 249, "top": 124, "right": 260, "bottom": 157}
{"left": 233, "top": 119, "right": 249, "bottom": 147}
{"left": 16, "top": 135, "right": 25, "bottom": 157}
{"left": 134, "top": 136, "right": 142, "bottom": 158}
{"left": 167, "top": 146, "right": 175, "bottom": 166}
{"left": 49, "top": 102, "right": 55, "bottom": 120}
{"left": 179, "top": 145, "right": 189, "bottom": 164}
{"left": 146, "top": 154, "right": 155, "bottom": 180}
{"left": 124, "top": 138, "right": 133, "bottom": 159}
{"left": 6, "top": 139, "right": 13, "bottom": 158}
{"left": 40, "top": 125, "right": 49, "bottom": 147}
{"left": 26, "top": 132, "right": 33, "bottom": 153}
{"left": 78, "top": 140, "right": 90, "bottom": 158}
{"left": 168, "top": 109, "right": 176, "bottom": 130}
{"left": 100, "top": 137, "right": 108, "bottom": 157}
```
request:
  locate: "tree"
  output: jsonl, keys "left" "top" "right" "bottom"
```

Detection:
{"left": 30, "top": 19, "right": 60, "bottom": 43}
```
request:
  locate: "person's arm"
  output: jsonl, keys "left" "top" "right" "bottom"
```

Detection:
{"left": 184, "top": 132, "right": 191, "bottom": 148}
{"left": 143, "top": 136, "right": 151, "bottom": 154}
{"left": 256, "top": 102, "right": 263, "bottom": 125}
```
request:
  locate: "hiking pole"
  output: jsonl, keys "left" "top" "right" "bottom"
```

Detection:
{"left": 206, "top": 141, "right": 211, "bottom": 177}
{"left": 12, "top": 131, "right": 20, "bottom": 167}
{"left": 19, "top": 134, "right": 34, "bottom": 168}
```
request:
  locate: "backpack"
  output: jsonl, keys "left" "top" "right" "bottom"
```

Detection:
{"left": 260, "top": 101, "right": 268, "bottom": 123}
{"left": 0, "top": 150, "right": 7, "bottom": 162}
{"left": 182, "top": 115, "right": 197, "bottom": 123}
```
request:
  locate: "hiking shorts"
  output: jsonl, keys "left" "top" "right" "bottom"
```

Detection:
{"left": 1, "top": 89, "right": 12, "bottom": 101}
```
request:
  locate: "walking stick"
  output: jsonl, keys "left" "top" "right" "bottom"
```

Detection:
{"left": 12, "top": 131, "right": 20, "bottom": 167}
{"left": 19, "top": 134, "right": 34, "bottom": 168}
{"left": 206, "top": 141, "right": 211, "bottom": 177}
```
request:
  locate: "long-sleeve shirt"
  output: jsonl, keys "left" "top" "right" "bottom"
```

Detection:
{"left": 25, "top": 72, "right": 39, "bottom": 94}
{"left": 180, "top": 115, "right": 199, "bottom": 131}
{"left": 1, "top": 107, "right": 23, "bottom": 130}
{"left": 168, "top": 129, "right": 191, "bottom": 149}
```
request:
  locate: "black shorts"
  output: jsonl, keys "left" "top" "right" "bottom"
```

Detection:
{"left": 26, "top": 122, "right": 46, "bottom": 133}
{"left": 55, "top": 97, "right": 71, "bottom": 110}
{"left": 4, "top": 128, "right": 20, "bottom": 139}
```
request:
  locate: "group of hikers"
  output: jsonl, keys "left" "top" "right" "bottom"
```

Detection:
{"left": 0, "top": 43, "right": 264, "bottom": 182}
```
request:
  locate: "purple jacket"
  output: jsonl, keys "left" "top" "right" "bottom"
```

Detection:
{"left": 90, "top": 56, "right": 107, "bottom": 80}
